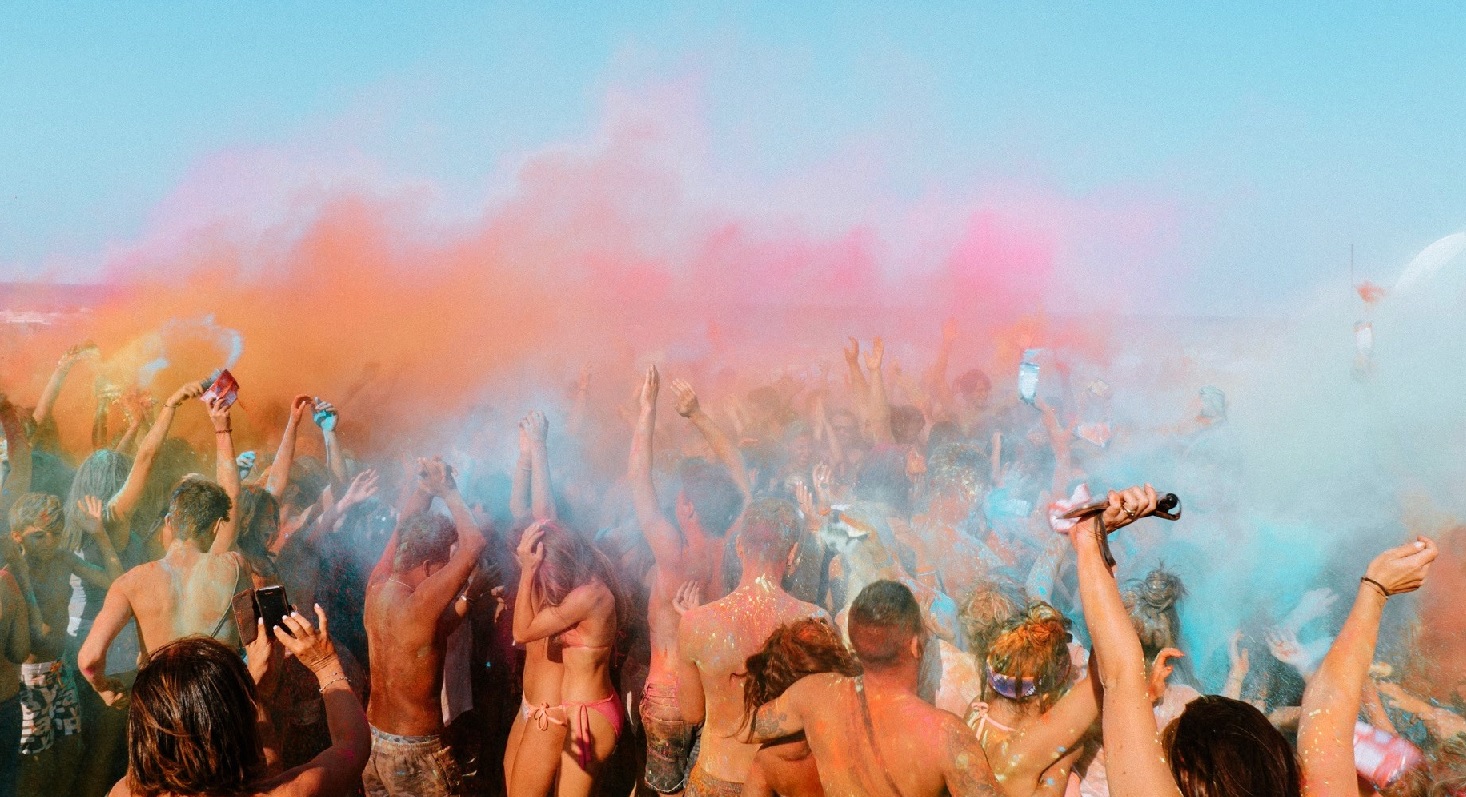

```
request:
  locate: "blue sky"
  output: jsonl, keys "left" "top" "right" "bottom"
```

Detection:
{"left": 3, "top": 3, "right": 1465, "bottom": 311}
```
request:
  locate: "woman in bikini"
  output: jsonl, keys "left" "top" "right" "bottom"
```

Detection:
{"left": 512, "top": 519, "right": 625, "bottom": 797}
{"left": 966, "top": 602, "right": 1097, "bottom": 797}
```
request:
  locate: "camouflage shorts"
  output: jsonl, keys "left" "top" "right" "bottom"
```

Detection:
{"left": 362, "top": 726, "right": 461, "bottom": 797}
{"left": 19, "top": 662, "right": 79, "bottom": 756}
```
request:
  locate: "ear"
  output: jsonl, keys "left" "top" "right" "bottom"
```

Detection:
{"left": 784, "top": 542, "right": 801, "bottom": 575}
{"left": 907, "top": 634, "right": 922, "bottom": 660}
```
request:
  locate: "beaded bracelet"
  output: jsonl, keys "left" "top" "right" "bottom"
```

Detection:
{"left": 317, "top": 673, "right": 349, "bottom": 694}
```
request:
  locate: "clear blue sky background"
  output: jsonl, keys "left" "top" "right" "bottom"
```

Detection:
{"left": 3, "top": 3, "right": 1464, "bottom": 312}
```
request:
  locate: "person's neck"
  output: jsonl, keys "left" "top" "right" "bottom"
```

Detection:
{"left": 736, "top": 566, "right": 783, "bottom": 594}
{"left": 165, "top": 538, "right": 204, "bottom": 559}
{"left": 860, "top": 661, "right": 919, "bottom": 695}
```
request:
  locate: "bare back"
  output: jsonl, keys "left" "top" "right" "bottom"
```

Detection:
{"left": 793, "top": 674, "right": 997, "bottom": 797}
{"left": 648, "top": 528, "right": 726, "bottom": 678}
{"left": 121, "top": 550, "right": 247, "bottom": 657}
{"left": 680, "top": 581, "right": 825, "bottom": 783}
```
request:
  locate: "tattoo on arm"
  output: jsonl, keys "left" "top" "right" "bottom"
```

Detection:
{"left": 945, "top": 724, "right": 999, "bottom": 797}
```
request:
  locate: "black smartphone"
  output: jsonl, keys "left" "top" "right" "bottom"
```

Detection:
{"left": 254, "top": 585, "right": 293, "bottom": 636}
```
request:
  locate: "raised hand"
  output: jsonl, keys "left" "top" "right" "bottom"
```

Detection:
{"left": 811, "top": 462, "right": 833, "bottom": 505}
{"left": 670, "top": 378, "right": 700, "bottom": 418}
{"left": 77, "top": 496, "right": 105, "bottom": 536}
{"left": 941, "top": 318, "right": 959, "bottom": 346}
{"left": 246, "top": 619, "right": 285, "bottom": 695}
{"left": 166, "top": 379, "right": 206, "bottom": 409}
{"left": 274, "top": 604, "right": 339, "bottom": 675}
{"left": 523, "top": 410, "right": 549, "bottom": 443}
{"left": 638, "top": 365, "right": 660, "bottom": 411}
{"left": 864, "top": 337, "right": 885, "bottom": 372}
{"left": 1099, "top": 484, "right": 1159, "bottom": 532}
{"left": 672, "top": 580, "right": 703, "bottom": 616}
{"left": 60, "top": 342, "right": 100, "bottom": 367}
{"left": 1363, "top": 537, "right": 1438, "bottom": 597}
{"left": 339, "top": 469, "right": 380, "bottom": 508}
{"left": 517, "top": 522, "right": 548, "bottom": 570}
{"left": 1284, "top": 588, "right": 1339, "bottom": 632}
{"left": 206, "top": 395, "right": 232, "bottom": 432}
{"left": 1264, "top": 627, "right": 1307, "bottom": 673}
{"left": 290, "top": 394, "right": 314, "bottom": 423}
{"left": 418, "top": 457, "right": 457, "bottom": 496}
{"left": 312, "top": 399, "right": 339, "bottom": 432}
{"left": 843, "top": 337, "right": 861, "bottom": 366}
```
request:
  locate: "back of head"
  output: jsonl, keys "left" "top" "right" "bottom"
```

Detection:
{"left": 9, "top": 492, "right": 62, "bottom": 536}
{"left": 236, "top": 487, "right": 281, "bottom": 574}
{"left": 960, "top": 581, "right": 1022, "bottom": 665}
{"left": 1164, "top": 695, "right": 1299, "bottom": 797}
{"left": 67, "top": 448, "right": 132, "bottom": 546}
{"left": 168, "top": 479, "right": 232, "bottom": 544}
{"left": 890, "top": 405, "right": 926, "bottom": 446}
{"left": 855, "top": 449, "right": 911, "bottom": 515}
{"left": 743, "top": 617, "right": 860, "bottom": 723}
{"left": 394, "top": 511, "right": 458, "bottom": 573}
{"left": 1125, "top": 567, "right": 1186, "bottom": 662}
{"left": 848, "top": 580, "right": 923, "bottom": 671}
{"left": 986, "top": 602, "right": 1073, "bottom": 706}
{"left": 738, "top": 498, "right": 799, "bottom": 569}
{"left": 129, "top": 636, "right": 261, "bottom": 797}
{"left": 677, "top": 458, "right": 744, "bottom": 537}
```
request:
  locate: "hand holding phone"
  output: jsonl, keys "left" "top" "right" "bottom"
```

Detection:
{"left": 254, "top": 585, "right": 295, "bottom": 637}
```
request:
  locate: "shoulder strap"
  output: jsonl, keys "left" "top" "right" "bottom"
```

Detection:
{"left": 207, "top": 555, "right": 249, "bottom": 641}
{"left": 855, "top": 678, "right": 910, "bottom": 797}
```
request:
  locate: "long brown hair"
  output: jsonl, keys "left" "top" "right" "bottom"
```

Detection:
{"left": 530, "top": 520, "right": 627, "bottom": 635}
{"left": 1163, "top": 695, "right": 1300, "bottom": 797}
{"left": 741, "top": 617, "right": 861, "bottom": 733}
{"left": 127, "top": 636, "right": 262, "bottom": 796}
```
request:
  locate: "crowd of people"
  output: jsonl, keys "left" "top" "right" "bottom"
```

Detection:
{"left": 0, "top": 330, "right": 1460, "bottom": 797}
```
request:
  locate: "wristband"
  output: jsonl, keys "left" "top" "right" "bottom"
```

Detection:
{"left": 316, "top": 673, "right": 349, "bottom": 693}
{"left": 215, "top": 428, "right": 232, "bottom": 435}
{"left": 1361, "top": 576, "right": 1391, "bottom": 598}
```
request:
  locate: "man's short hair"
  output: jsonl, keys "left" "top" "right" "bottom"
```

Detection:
{"left": 848, "top": 580, "right": 923, "bottom": 671}
{"left": 890, "top": 405, "right": 925, "bottom": 446}
{"left": 9, "top": 493, "right": 62, "bottom": 536}
{"left": 677, "top": 458, "right": 743, "bottom": 538}
{"left": 738, "top": 498, "right": 799, "bottom": 566}
{"left": 394, "top": 511, "right": 458, "bottom": 573}
{"left": 167, "top": 480, "right": 232, "bottom": 542}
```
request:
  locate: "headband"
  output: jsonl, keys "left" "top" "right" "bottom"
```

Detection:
{"left": 987, "top": 667, "right": 1037, "bottom": 700}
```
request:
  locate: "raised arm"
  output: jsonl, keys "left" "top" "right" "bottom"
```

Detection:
{"left": 865, "top": 338, "right": 894, "bottom": 445}
{"left": 1070, "top": 486, "right": 1181, "bottom": 797}
{"left": 109, "top": 379, "right": 203, "bottom": 521}
{"left": 267, "top": 606, "right": 370, "bottom": 796}
{"left": 313, "top": 399, "right": 347, "bottom": 486}
{"left": 671, "top": 379, "right": 751, "bottom": 499}
{"left": 1036, "top": 400, "right": 1073, "bottom": 496}
{"left": 368, "top": 474, "right": 431, "bottom": 587}
{"left": 510, "top": 419, "right": 532, "bottom": 524}
{"left": 628, "top": 366, "right": 683, "bottom": 569}
{"left": 208, "top": 396, "right": 242, "bottom": 554}
{"left": 1299, "top": 538, "right": 1436, "bottom": 797}
{"left": 510, "top": 523, "right": 608, "bottom": 644}
{"left": 843, "top": 338, "right": 870, "bottom": 420}
{"left": 991, "top": 670, "right": 1099, "bottom": 790}
{"left": 69, "top": 496, "right": 124, "bottom": 589}
{"left": 925, "top": 319, "right": 958, "bottom": 420}
{"left": 406, "top": 459, "right": 488, "bottom": 617}
{"left": 266, "top": 395, "right": 313, "bottom": 499}
{"left": 567, "top": 365, "right": 592, "bottom": 437}
{"left": 524, "top": 411, "right": 557, "bottom": 521}
{"left": 0, "top": 395, "right": 33, "bottom": 521}
{"left": 113, "top": 390, "right": 153, "bottom": 455}
{"left": 32, "top": 343, "right": 94, "bottom": 430}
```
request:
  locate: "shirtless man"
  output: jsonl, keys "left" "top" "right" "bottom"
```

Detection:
{"left": 362, "top": 457, "right": 486, "bottom": 797}
{"left": 675, "top": 498, "right": 826, "bottom": 797}
{"left": 750, "top": 580, "right": 998, "bottom": 797}
{"left": 79, "top": 388, "right": 245, "bottom": 698}
{"left": 79, "top": 476, "right": 242, "bottom": 704}
{"left": 11, "top": 492, "right": 122, "bottom": 794}
{"left": 631, "top": 366, "right": 745, "bottom": 795}
{"left": 0, "top": 563, "right": 29, "bottom": 797}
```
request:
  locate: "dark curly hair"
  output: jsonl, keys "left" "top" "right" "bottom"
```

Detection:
{"left": 741, "top": 617, "right": 860, "bottom": 734}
